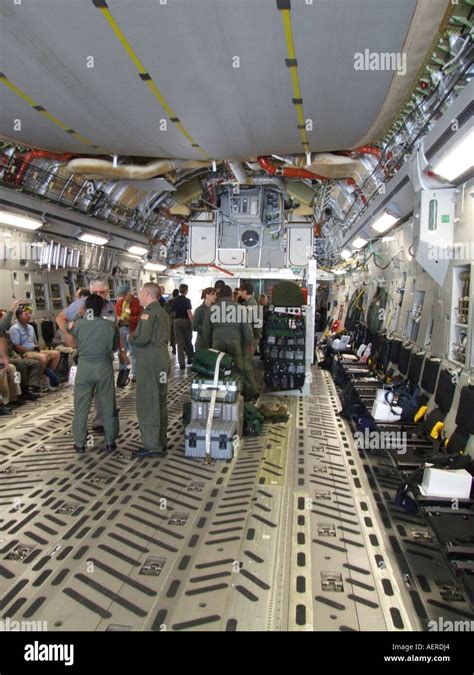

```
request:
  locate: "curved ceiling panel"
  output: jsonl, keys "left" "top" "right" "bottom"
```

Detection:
{"left": 0, "top": 0, "right": 450, "bottom": 159}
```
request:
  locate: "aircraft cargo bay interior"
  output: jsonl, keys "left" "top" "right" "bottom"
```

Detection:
{"left": 0, "top": 0, "right": 473, "bottom": 652}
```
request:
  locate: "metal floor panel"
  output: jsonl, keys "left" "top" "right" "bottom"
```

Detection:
{"left": 0, "top": 365, "right": 419, "bottom": 631}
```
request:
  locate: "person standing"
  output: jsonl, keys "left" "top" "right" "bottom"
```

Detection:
{"left": 56, "top": 278, "right": 128, "bottom": 431}
{"left": 129, "top": 282, "right": 171, "bottom": 458}
{"left": 166, "top": 289, "right": 179, "bottom": 355}
{"left": 214, "top": 280, "right": 226, "bottom": 298}
{"left": 173, "top": 284, "right": 194, "bottom": 369}
{"left": 115, "top": 283, "right": 142, "bottom": 381}
{"left": 238, "top": 282, "right": 261, "bottom": 400}
{"left": 56, "top": 281, "right": 116, "bottom": 344}
{"left": 202, "top": 285, "right": 255, "bottom": 399}
{"left": 158, "top": 286, "right": 167, "bottom": 308}
{"left": 68, "top": 294, "right": 120, "bottom": 454}
{"left": 192, "top": 287, "right": 216, "bottom": 353}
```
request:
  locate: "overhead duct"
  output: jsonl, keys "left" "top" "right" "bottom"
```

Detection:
{"left": 258, "top": 156, "right": 329, "bottom": 181}
{"left": 257, "top": 155, "right": 370, "bottom": 202}
{"left": 286, "top": 148, "right": 383, "bottom": 182}
{"left": 168, "top": 177, "right": 203, "bottom": 216}
{"left": 226, "top": 162, "right": 287, "bottom": 192}
{"left": 63, "top": 157, "right": 212, "bottom": 179}
{"left": 286, "top": 181, "right": 317, "bottom": 216}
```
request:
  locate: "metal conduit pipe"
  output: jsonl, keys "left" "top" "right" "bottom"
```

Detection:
{"left": 257, "top": 156, "right": 369, "bottom": 203}
{"left": 226, "top": 162, "right": 286, "bottom": 193}
{"left": 350, "top": 145, "right": 382, "bottom": 159}
{"left": 257, "top": 155, "right": 330, "bottom": 180}
{"left": 15, "top": 150, "right": 74, "bottom": 186}
{"left": 339, "top": 145, "right": 389, "bottom": 178}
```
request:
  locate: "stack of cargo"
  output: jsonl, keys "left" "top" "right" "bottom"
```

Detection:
{"left": 263, "top": 311, "right": 306, "bottom": 391}
{"left": 185, "top": 349, "right": 244, "bottom": 460}
{"left": 263, "top": 281, "right": 307, "bottom": 392}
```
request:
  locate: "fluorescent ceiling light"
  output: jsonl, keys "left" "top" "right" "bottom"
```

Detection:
{"left": 331, "top": 269, "right": 346, "bottom": 275}
{"left": 128, "top": 245, "right": 148, "bottom": 256}
{"left": 0, "top": 211, "right": 42, "bottom": 230}
{"left": 371, "top": 211, "right": 398, "bottom": 233}
{"left": 432, "top": 128, "right": 474, "bottom": 181}
{"left": 340, "top": 249, "right": 352, "bottom": 260}
{"left": 382, "top": 236, "right": 395, "bottom": 242}
{"left": 78, "top": 232, "right": 109, "bottom": 245}
{"left": 352, "top": 237, "right": 367, "bottom": 249}
{"left": 143, "top": 262, "right": 166, "bottom": 272}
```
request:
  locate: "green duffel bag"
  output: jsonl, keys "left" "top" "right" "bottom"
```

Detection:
{"left": 243, "top": 403, "right": 264, "bottom": 436}
{"left": 271, "top": 281, "right": 305, "bottom": 307}
{"left": 191, "top": 348, "right": 234, "bottom": 377}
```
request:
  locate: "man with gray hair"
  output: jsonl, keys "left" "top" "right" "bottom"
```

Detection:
{"left": 129, "top": 282, "right": 170, "bottom": 457}
{"left": 56, "top": 279, "right": 115, "bottom": 331}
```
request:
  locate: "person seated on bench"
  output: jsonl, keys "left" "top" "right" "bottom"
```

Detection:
{"left": 0, "top": 341, "right": 24, "bottom": 414}
{"left": 9, "top": 307, "right": 61, "bottom": 388}
{"left": 0, "top": 300, "right": 41, "bottom": 401}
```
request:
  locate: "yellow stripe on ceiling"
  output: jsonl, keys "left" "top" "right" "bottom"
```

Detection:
{"left": 0, "top": 73, "right": 107, "bottom": 152}
{"left": 279, "top": 5, "right": 311, "bottom": 151}
{"left": 95, "top": 2, "right": 209, "bottom": 158}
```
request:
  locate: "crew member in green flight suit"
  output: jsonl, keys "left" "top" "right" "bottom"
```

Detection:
{"left": 129, "top": 282, "right": 171, "bottom": 458}
{"left": 192, "top": 287, "right": 217, "bottom": 353}
{"left": 238, "top": 282, "right": 261, "bottom": 400}
{"left": 68, "top": 293, "right": 120, "bottom": 454}
{"left": 202, "top": 284, "right": 255, "bottom": 399}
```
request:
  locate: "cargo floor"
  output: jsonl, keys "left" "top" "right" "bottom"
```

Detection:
{"left": 0, "top": 365, "right": 463, "bottom": 631}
